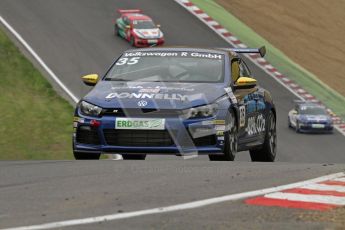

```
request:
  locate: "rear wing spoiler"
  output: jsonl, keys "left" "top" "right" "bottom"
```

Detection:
{"left": 221, "top": 46, "right": 266, "bottom": 58}
{"left": 117, "top": 9, "right": 142, "bottom": 14}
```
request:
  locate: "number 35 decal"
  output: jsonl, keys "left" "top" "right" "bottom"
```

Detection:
{"left": 115, "top": 57, "right": 140, "bottom": 65}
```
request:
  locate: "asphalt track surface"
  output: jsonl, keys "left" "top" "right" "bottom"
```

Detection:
{"left": 0, "top": 0, "right": 345, "bottom": 229}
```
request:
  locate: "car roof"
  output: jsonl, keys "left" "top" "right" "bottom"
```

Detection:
{"left": 124, "top": 47, "right": 237, "bottom": 57}
{"left": 124, "top": 13, "right": 151, "bottom": 21}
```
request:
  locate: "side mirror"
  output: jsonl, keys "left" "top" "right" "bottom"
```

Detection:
{"left": 156, "top": 24, "right": 161, "bottom": 28}
{"left": 234, "top": 77, "right": 257, "bottom": 90}
{"left": 125, "top": 25, "right": 131, "bottom": 29}
{"left": 82, "top": 74, "right": 99, "bottom": 86}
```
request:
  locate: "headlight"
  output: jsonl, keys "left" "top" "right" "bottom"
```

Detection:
{"left": 79, "top": 101, "right": 102, "bottom": 117}
{"left": 181, "top": 104, "right": 218, "bottom": 119}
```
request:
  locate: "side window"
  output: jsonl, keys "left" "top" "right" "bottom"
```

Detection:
{"left": 239, "top": 59, "right": 251, "bottom": 77}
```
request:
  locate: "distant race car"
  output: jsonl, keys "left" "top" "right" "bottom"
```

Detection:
{"left": 288, "top": 101, "right": 333, "bottom": 133}
{"left": 114, "top": 9, "right": 164, "bottom": 47}
{"left": 73, "top": 46, "right": 277, "bottom": 162}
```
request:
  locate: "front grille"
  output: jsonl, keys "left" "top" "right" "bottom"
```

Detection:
{"left": 103, "top": 129, "right": 174, "bottom": 147}
{"left": 76, "top": 126, "right": 100, "bottom": 145}
{"left": 103, "top": 129, "right": 217, "bottom": 147}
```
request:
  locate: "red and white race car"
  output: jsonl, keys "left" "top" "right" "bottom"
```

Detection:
{"left": 114, "top": 9, "right": 164, "bottom": 47}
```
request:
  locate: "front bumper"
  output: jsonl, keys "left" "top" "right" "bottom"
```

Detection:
{"left": 298, "top": 122, "right": 333, "bottom": 133}
{"left": 134, "top": 37, "right": 165, "bottom": 47}
{"left": 73, "top": 112, "right": 228, "bottom": 156}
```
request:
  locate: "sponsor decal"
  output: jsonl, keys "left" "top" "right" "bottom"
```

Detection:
{"left": 239, "top": 105, "right": 246, "bottom": 127}
{"left": 111, "top": 86, "right": 195, "bottom": 92}
{"left": 245, "top": 114, "right": 266, "bottom": 136}
{"left": 224, "top": 87, "right": 237, "bottom": 104}
{"left": 216, "top": 131, "right": 224, "bottom": 136}
{"left": 215, "top": 125, "right": 225, "bottom": 131}
{"left": 217, "top": 136, "right": 225, "bottom": 141}
{"left": 115, "top": 118, "right": 165, "bottom": 130}
{"left": 214, "top": 120, "right": 225, "bottom": 125}
{"left": 123, "top": 51, "right": 223, "bottom": 60}
{"left": 105, "top": 92, "right": 188, "bottom": 101}
{"left": 139, "top": 88, "right": 160, "bottom": 93}
{"left": 73, "top": 117, "right": 79, "bottom": 122}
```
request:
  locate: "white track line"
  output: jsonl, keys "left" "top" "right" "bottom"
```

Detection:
{"left": 333, "top": 177, "right": 345, "bottom": 182}
{"left": 265, "top": 192, "right": 345, "bottom": 205}
{"left": 2, "top": 172, "right": 344, "bottom": 230}
{"left": 0, "top": 16, "right": 79, "bottom": 104}
{"left": 300, "top": 183, "right": 345, "bottom": 192}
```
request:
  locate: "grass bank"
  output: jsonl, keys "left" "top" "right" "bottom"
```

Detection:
{"left": 0, "top": 28, "right": 74, "bottom": 159}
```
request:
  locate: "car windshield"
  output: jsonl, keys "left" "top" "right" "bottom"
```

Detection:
{"left": 104, "top": 51, "right": 225, "bottom": 83}
{"left": 300, "top": 106, "right": 327, "bottom": 115}
{"left": 133, "top": 20, "right": 156, "bottom": 29}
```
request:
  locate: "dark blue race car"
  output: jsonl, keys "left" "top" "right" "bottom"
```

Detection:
{"left": 288, "top": 101, "right": 333, "bottom": 133}
{"left": 73, "top": 47, "right": 277, "bottom": 161}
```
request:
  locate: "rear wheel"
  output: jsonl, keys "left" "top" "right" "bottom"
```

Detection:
{"left": 209, "top": 111, "right": 237, "bottom": 161}
{"left": 249, "top": 110, "right": 277, "bottom": 162}
{"left": 73, "top": 152, "right": 100, "bottom": 160}
{"left": 122, "top": 154, "right": 146, "bottom": 160}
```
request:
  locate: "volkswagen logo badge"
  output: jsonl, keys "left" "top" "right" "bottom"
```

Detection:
{"left": 137, "top": 100, "right": 148, "bottom": 107}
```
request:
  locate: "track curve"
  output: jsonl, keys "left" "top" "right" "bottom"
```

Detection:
{"left": 0, "top": 0, "right": 345, "bottom": 229}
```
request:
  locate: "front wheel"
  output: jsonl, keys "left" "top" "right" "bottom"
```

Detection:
{"left": 73, "top": 152, "right": 100, "bottom": 160}
{"left": 209, "top": 111, "right": 237, "bottom": 161}
{"left": 130, "top": 36, "right": 136, "bottom": 47}
{"left": 295, "top": 121, "right": 300, "bottom": 133}
{"left": 249, "top": 110, "right": 277, "bottom": 162}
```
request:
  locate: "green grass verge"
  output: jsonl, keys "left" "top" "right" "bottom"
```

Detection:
{"left": 0, "top": 28, "right": 74, "bottom": 159}
{"left": 190, "top": 0, "right": 345, "bottom": 120}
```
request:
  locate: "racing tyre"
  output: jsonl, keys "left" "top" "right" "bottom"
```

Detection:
{"left": 114, "top": 25, "right": 120, "bottom": 36}
{"left": 73, "top": 152, "right": 100, "bottom": 160}
{"left": 130, "top": 36, "right": 136, "bottom": 47}
{"left": 209, "top": 111, "right": 237, "bottom": 161}
{"left": 295, "top": 121, "right": 300, "bottom": 133}
{"left": 249, "top": 110, "right": 277, "bottom": 162}
{"left": 122, "top": 154, "right": 146, "bottom": 160}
